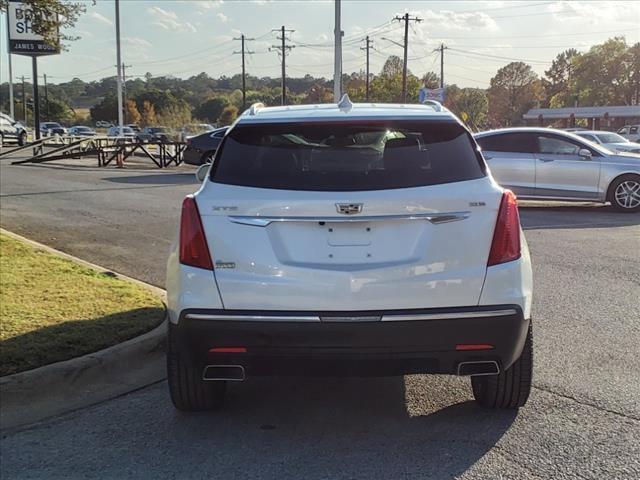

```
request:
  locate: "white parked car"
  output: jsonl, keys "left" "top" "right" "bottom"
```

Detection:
{"left": 166, "top": 98, "right": 534, "bottom": 411}
{"left": 106, "top": 126, "right": 136, "bottom": 138}
{"left": 575, "top": 130, "right": 640, "bottom": 155}
{"left": 617, "top": 125, "right": 640, "bottom": 143}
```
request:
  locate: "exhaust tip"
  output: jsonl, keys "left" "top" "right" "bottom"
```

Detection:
{"left": 202, "top": 365, "right": 245, "bottom": 381}
{"left": 457, "top": 361, "right": 500, "bottom": 376}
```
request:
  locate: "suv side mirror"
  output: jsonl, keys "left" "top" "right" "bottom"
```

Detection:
{"left": 195, "top": 163, "right": 210, "bottom": 182}
{"left": 578, "top": 148, "right": 592, "bottom": 159}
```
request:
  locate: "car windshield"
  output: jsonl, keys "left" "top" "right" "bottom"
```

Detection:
{"left": 211, "top": 120, "right": 485, "bottom": 191}
{"left": 44, "top": 123, "right": 62, "bottom": 128}
{"left": 149, "top": 127, "right": 167, "bottom": 133}
{"left": 595, "top": 132, "right": 628, "bottom": 143}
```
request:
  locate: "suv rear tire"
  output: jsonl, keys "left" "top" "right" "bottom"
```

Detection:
{"left": 167, "top": 324, "right": 226, "bottom": 411}
{"left": 471, "top": 323, "right": 533, "bottom": 409}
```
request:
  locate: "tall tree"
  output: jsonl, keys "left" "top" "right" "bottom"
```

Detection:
{"left": 218, "top": 105, "right": 238, "bottom": 126}
{"left": 543, "top": 49, "right": 579, "bottom": 107}
{"left": 488, "top": 62, "right": 541, "bottom": 127}
{"left": 422, "top": 72, "right": 440, "bottom": 89}
{"left": 125, "top": 100, "right": 141, "bottom": 125}
{"left": 140, "top": 101, "right": 157, "bottom": 127}
{"left": 571, "top": 37, "right": 635, "bottom": 106}
{"left": 454, "top": 89, "right": 489, "bottom": 131}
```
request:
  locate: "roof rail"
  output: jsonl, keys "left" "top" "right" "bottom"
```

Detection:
{"left": 337, "top": 93, "right": 353, "bottom": 112}
{"left": 422, "top": 100, "right": 443, "bottom": 112}
{"left": 248, "top": 102, "right": 265, "bottom": 115}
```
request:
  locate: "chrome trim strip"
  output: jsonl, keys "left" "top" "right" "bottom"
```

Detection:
{"left": 186, "top": 313, "right": 321, "bottom": 322}
{"left": 186, "top": 308, "right": 516, "bottom": 323}
{"left": 228, "top": 211, "right": 470, "bottom": 227}
{"left": 381, "top": 309, "right": 518, "bottom": 322}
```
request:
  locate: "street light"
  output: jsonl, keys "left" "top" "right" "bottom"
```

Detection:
{"left": 381, "top": 37, "right": 403, "bottom": 48}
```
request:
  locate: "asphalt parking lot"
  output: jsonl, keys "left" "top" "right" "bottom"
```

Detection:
{"left": 1, "top": 157, "right": 639, "bottom": 479}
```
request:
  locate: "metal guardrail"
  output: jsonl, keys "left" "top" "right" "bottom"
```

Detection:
{"left": 5, "top": 136, "right": 187, "bottom": 168}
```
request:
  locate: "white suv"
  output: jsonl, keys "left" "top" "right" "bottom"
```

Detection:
{"left": 166, "top": 97, "right": 533, "bottom": 411}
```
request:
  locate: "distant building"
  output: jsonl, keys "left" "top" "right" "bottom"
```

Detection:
{"left": 523, "top": 106, "right": 640, "bottom": 130}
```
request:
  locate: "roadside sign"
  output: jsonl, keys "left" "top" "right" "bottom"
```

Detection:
{"left": 419, "top": 87, "right": 445, "bottom": 103}
{"left": 6, "top": 0, "right": 60, "bottom": 56}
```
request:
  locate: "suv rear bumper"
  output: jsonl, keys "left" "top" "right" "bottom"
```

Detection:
{"left": 173, "top": 305, "right": 529, "bottom": 377}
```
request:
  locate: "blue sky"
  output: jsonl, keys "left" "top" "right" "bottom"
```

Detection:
{"left": 1, "top": 0, "right": 639, "bottom": 88}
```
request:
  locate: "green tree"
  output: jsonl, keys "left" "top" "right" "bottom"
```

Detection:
{"left": 90, "top": 94, "right": 117, "bottom": 123}
{"left": 543, "top": 49, "right": 579, "bottom": 108}
{"left": 305, "top": 83, "right": 333, "bottom": 104}
{"left": 422, "top": 72, "right": 440, "bottom": 89}
{"left": 218, "top": 105, "right": 238, "bottom": 126}
{"left": 452, "top": 89, "right": 489, "bottom": 131}
{"left": 571, "top": 37, "right": 635, "bottom": 106}
{"left": 194, "top": 97, "right": 229, "bottom": 123}
{"left": 488, "top": 62, "right": 541, "bottom": 127}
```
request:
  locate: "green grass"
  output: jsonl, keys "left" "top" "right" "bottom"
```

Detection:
{"left": 0, "top": 234, "right": 164, "bottom": 376}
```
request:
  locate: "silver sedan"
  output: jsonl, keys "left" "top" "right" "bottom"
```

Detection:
{"left": 474, "top": 127, "right": 640, "bottom": 212}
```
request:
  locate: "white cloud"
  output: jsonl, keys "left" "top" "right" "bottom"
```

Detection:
{"left": 418, "top": 9, "right": 499, "bottom": 31}
{"left": 547, "top": 1, "right": 640, "bottom": 25}
{"left": 315, "top": 33, "right": 329, "bottom": 42}
{"left": 89, "top": 12, "right": 113, "bottom": 26}
{"left": 191, "top": 0, "right": 224, "bottom": 9}
{"left": 217, "top": 12, "right": 229, "bottom": 23}
{"left": 123, "top": 37, "right": 153, "bottom": 49}
{"left": 147, "top": 6, "right": 197, "bottom": 33}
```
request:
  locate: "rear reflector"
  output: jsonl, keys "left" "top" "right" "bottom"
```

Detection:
{"left": 455, "top": 344, "right": 494, "bottom": 351}
{"left": 179, "top": 195, "right": 213, "bottom": 270}
{"left": 487, "top": 190, "right": 521, "bottom": 266}
{"left": 208, "top": 347, "right": 247, "bottom": 353}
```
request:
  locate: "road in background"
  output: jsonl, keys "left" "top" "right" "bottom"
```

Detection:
{"left": 1, "top": 158, "right": 639, "bottom": 479}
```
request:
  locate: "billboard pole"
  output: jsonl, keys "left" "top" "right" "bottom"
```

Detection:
{"left": 32, "top": 56, "right": 41, "bottom": 139}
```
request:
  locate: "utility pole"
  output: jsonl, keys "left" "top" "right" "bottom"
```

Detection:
{"left": 32, "top": 57, "right": 41, "bottom": 139}
{"left": 21, "top": 76, "right": 26, "bottom": 123}
{"left": 270, "top": 26, "right": 295, "bottom": 105}
{"left": 439, "top": 43, "right": 447, "bottom": 89}
{"left": 122, "top": 63, "right": 132, "bottom": 123}
{"left": 115, "top": 0, "right": 124, "bottom": 135}
{"left": 333, "top": 0, "right": 343, "bottom": 102}
{"left": 43, "top": 74, "right": 49, "bottom": 121}
{"left": 360, "top": 36, "right": 373, "bottom": 102}
{"left": 234, "top": 34, "right": 255, "bottom": 110}
{"left": 393, "top": 13, "right": 422, "bottom": 103}
{"left": 6, "top": 14, "right": 15, "bottom": 118}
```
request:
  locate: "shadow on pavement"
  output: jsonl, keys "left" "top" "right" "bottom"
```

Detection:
{"left": 519, "top": 203, "right": 640, "bottom": 230}
{"left": 103, "top": 173, "right": 198, "bottom": 185}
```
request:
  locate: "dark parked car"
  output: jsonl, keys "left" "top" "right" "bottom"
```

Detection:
{"left": 40, "top": 122, "right": 67, "bottom": 136}
{"left": 137, "top": 126, "right": 171, "bottom": 143}
{"left": 183, "top": 127, "right": 228, "bottom": 165}
{"left": 68, "top": 126, "right": 97, "bottom": 137}
{"left": 0, "top": 113, "right": 27, "bottom": 146}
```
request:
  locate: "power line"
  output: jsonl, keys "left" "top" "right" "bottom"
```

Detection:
{"left": 447, "top": 48, "right": 551, "bottom": 65}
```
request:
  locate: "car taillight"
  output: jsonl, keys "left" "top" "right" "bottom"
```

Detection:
{"left": 179, "top": 196, "right": 213, "bottom": 270}
{"left": 487, "top": 190, "right": 521, "bottom": 266}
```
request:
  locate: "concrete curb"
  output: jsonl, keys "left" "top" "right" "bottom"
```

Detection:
{"left": 0, "top": 229, "right": 168, "bottom": 431}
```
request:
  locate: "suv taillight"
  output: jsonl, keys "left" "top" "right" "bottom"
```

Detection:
{"left": 179, "top": 196, "right": 213, "bottom": 270}
{"left": 487, "top": 190, "right": 521, "bottom": 266}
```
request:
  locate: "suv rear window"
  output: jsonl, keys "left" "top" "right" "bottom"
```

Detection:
{"left": 210, "top": 120, "right": 485, "bottom": 191}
